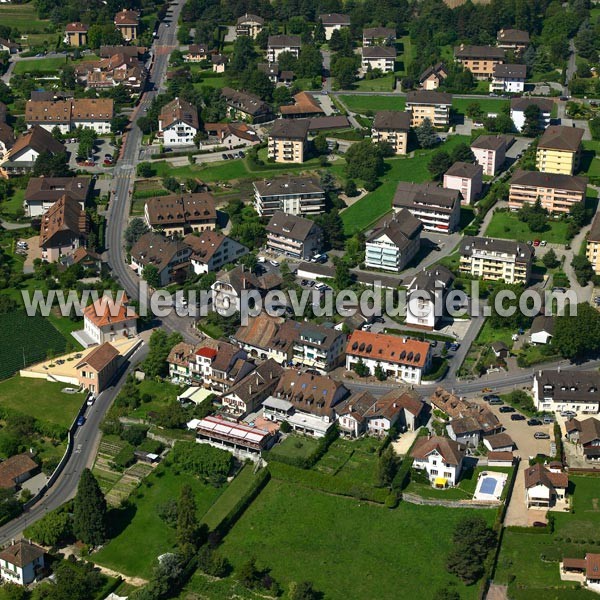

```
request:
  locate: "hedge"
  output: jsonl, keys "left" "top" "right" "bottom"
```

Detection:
{"left": 265, "top": 426, "right": 340, "bottom": 469}
{"left": 0, "top": 406, "right": 68, "bottom": 441}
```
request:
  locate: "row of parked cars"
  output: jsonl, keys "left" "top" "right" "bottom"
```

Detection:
{"left": 222, "top": 151, "right": 245, "bottom": 160}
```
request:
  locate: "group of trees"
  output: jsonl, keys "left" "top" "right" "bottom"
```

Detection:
{"left": 144, "top": 329, "right": 184, "bottom": 378}
{"left": 517, "top": 199, "right": 549, "bottom": 233}
{"left": 554, "top": 303, "right": 600, "bottom": 359}
{"left": 171, "top": 441, "right": 233, "bottom": 485}
{"left": 427, "top": 141, "right": 475, "bottom": 180}
{"left": 344, "top": 140, "right": 391, "bottom": 190}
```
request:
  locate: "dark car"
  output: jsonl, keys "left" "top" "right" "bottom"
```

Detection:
{"left": 499, "top": 406, "right": 515, "bottom": 413}
{"left": 222, "top": 153, "right": 228, "bottom": 159}
{"left": 76, "top": 415, "right": 86, "bottom": 427}
{"left": 483, "top": 394, "right": 501, "bottom": 403}
{"left": 511, "top": 413, "right": 526, "bottom": 421}
{"left": 449, "top": 343, "right": 460, "bottom": 352}
{"left": 527, "top": 418, "right": 543, "bottom": 426}
{"left": 372, "top": 316, "right": 385, "bottom": 324}
{"left": 532, "top": 521, "right": 547, "bottom": 527}
{"left": 534, "top": 432, "right": 551, "bottom": 440}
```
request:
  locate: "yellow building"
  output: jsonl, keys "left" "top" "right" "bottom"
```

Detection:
{"left": 268, "top": 119, "right": 309, "bottom": 164}
{"left": 405, "top": 90, "right": 452, "bottom": 128}
{"left": 371, "top": 110, "right": 410, "bottom": 155}
{"left": 536, "top": 125, "right": 584, "bottom": 175}
{"left": 114, "top": 9, "right": 139, "bottom": 42}
{"left": 587, "top": 212, "right": 600, "bottom": 275}
{"left": 65, "top": 22, "right": 88, "bottom": 46}
{"left": 454, "top": 44, "right": 505, "bottom": 79}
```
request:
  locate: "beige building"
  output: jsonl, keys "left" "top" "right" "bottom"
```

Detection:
{"left": 65, "top": 22, "right": 88, "bottom": 46}
{"left": 587, "top": 212, "right": 600, "bottom": 275}
{"left": 443, "top": 161, "right": 483, "bottom": 205}
{"left": 418, "top": 62, "right": 447, "bottom": 90}
{"left": 454, "top": 44, "right": 505, "bottom": 79}
{"left": 471, "top": 134, "right": 511, "bottom": 176}
{"left": 114, "top": 9, "right": 139, "bottom": 41}
{"left": 405, "top": 90, "right": 452, "bottom": 128}
{"left": 371, "top": 110, "right": 411, "bottom": 155}
{"left": 268, "top": 119, "right": 309, "bottom": 163}
{"left": 236, "top": 13, "right": 264, "bottom": 38}
{"left": 76, "top": 342, "right": 120, "bottom": 394}
{"left": 536, "top": 125, "right": 584, "bottom": 175}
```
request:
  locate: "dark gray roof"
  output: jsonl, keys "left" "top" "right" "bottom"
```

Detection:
{"left": 530, "top": 315, "right": 555, "bottom": 336}
{"left": 363, "top": 27, "right": 396, "bottom": 39}
{"left": 493, "top": 63, "right": 527, "bottom": 79}
{"left": 444, "top": 161, "right": 482, "bottom": 179}
{"left": 460, "top": 236, "right": 533, "bottom": 263}
{"left": 221, "top": 87, "right": 271, "bottom": 117}
{"left": 254, "top": 176, "right": 324, "bottom": 197}
{"left": 471, "top": 134, "right": 512, "bottom": 151}
{"left": 418, "top": 62, "right": 447, "bottom": 84}
{"left": 362, "top": 46, "right": 396, "bottom": 59}
{"left": 406, "top": 90, "right": 452, "bottom": 106}
{"left": 538, "top": 125, "right": 584, "bottom": 152}
{"left": 130, "top": 232, "right": 189, "bottom": 273}
{"left": 308, "top": 116, "right": 351, "bottom": 131}
{"left": 510, "top": 97, "right": 554, "bottom": 113}
{"left": 237, "top": 13, "right": 264, "bottom": 25}
{"left": 455, "top": 44, "right": 505, "bottom": 59}
{"left": 269, "top": 118, "right": 310, "bottom": 140}
{"left": 225, "top": 358, "right": 282, "bottom": 404}
{"left": 510, "top": 169, "right": 588, "bottom": 193}
{"left": 319, "top": 13, "right": 350, "bottom": 25}
{"left": 589, "top": 211, "right": 600, "bottom": 243}
{"left": 535, "top": 370, "right": 600, "bottom": 405}
{"left": 268, "top": 35, "right": 301, "bottom": 48}
{"left": 393, "top": 181, "right": 460, "bottom": 213}
{"left": 497, "top": 29, "right": 530, "bottom": 44}
{"left": 408, "top": 265, "right": 454, "bottom": 295}
{"left": 373, "top": 110, "right": 411, "bottom": 130}
{"left": 25, "top": 176, "right": 91, "bottom": 203}
{"left": 266, "top": 211, "right": 320, "bottom": 242}
{"left": 367, "top": 209, "right": 423, "bottom": 249}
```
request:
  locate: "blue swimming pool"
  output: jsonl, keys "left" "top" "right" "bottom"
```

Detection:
{"left": 479, "top": 477, "right": 497, "bottom": 495}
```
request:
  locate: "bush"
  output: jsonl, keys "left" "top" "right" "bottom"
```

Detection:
{"left": 111, "top": 444, "right": 136, "bottom": 470}
{"left": 171, "top": 442, "right": 233, "bottom": 485}
{"left": 120, "top": 425, "right": 148, "bottom": 447}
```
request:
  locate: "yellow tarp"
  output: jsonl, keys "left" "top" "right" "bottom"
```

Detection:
{"left": 434, "top": 477, "right": 447, "bottom": 487}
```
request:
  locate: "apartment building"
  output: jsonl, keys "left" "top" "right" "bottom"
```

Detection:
{"left": 406, "top": 265, "right": 454, "bottom": 329}
{"left": 319, "top": 13, "right": 351, "bottom": 40}
{"left": 371, "top": 110, "right": 411, "bottom": 155}
{"left": 418, "top": 62, "right": 448, "bottom": 90}
{"left": 0, "top": 126, "right": 65, "bottom": 177}
{"left": 25, "top": 98, "right": 114, "bottom": 134}
{"left": 496, "top": 28, "right": 530, "bottom": 53}
{"left": 184, "top": 230, "right": 248, "bottom": 275}
{"left": 361, "top": 46, "right": 396, "bottom": 73}
{"left": 459, "top": 236, "right": 533, "bottom": 284}
{"left": 510, "top": 97, "right": 553, "bottom": 133}
{"left": 236, "top": 13, "right": 264, "bottom": 38}
{"left": 443, "top": 161, "right": 483, "bottom": 205}
{"left": 265, "top": 211, "right": 323, "bottom": 260}
{"left": 362, "top": 27, "right": 396, "bottom": 46}
{"left": 471, "top": 134, "right": 511, "bottom": 176}
{"left": 114, "top": 9, "right": 139, "bottom": 41}
{"left": 267, "top": 35, "right": 301, "bottom": 62}
{"left": 221, "top": 87, "right": 273, "bottom": 123}
{"left": 454, "top": 44, "right": 505, "bottom": 79}
{"left": 405, "top": 90, "right": 452, "bottom": 128}
{"left": 533, "top": 370, "right": 600, "bottom": 414}
{"left": 65, "top": 22, "right": 88, "bottom": 46}
{"left": 253, "top": 176, "right": 325, "bottom": 217}
{"left": 24, "top": 176, "right": 91, "bottom": 217}
{"left": 536, "top": 125, "right": 584, "bottom": 175}
{"left": 587, "top": 212, "right": 600, "bottom": 275}
{"left": 288, "top": 321, "right": 346, "bottom": 373}
{"left": 268, "top": 119, "right": 309, "bottom": 163}
{"left": 490, "top": 63, "right": 526, "bottom": 93}
{"left": 144, "top": 192, "right": 217, "bottom": 236}
{"left": 158, "top": 97, "right": 199, "bottom": 146}
{"left": 393, "top": 181, "right": 461, "bottom": 233}
{"left": 508, "top": 169, "right": 588, "bottom": 214}
{"left": 39, "top": 195, "right": 88, "bottom": 262}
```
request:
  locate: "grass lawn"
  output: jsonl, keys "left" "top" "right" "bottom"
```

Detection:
{"left": 0, "top": 188, "right": 25, "bottom": 219}
{"left": 580, "top": 140, "right": 600, "bottom": 177}
{"left": 13, "top": 57, "right": 70, "bottom": 74}
{"left": 484, "top": 210, "right": 570, "bottom": 245}
{"left": 128, "top": 379, "right": 182, "bottom": 419}
{"left": 0, "top": 2, "right": 51, "bottom": 32}
{"left": 0, "top": 377, "right": 85, "bottom": 428}
{"left": 452, "top": 98, "right": 509, "bottom": 116}
{"left": 338, "top": 94, "right": 405, "bottom": 114}
{"left": 269, "top": 435, "right": 319, "bottom": 461}
{"left": 476, "top": 319, "right": 515, "bottom": 348}
{"left": 193, "top": 74, "right": 227, "bottom": 89}
{"left": 221, "top": 479, "right": 495, "bottom": 600}
{"left": 353, "top": 74, "right": 396, "bottom": 92}
{"left": 179, "top": 571, "right": 268, "bottom": 600}
{"left": 46, "top": 312, "right": 84, "bottom": 350}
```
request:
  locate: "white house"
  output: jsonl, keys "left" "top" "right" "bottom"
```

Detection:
{"left": 510, "top": 97, "right": 553, "bottom": 133}
{"left": 490, "top": 63, "right": 526, "bottom": 94}
{"left": 406, "top": 265, "right": 454, "bottom": 330}
{"left": 319, "top": 13, "right": 351, "bottom": 40}
{"left": 184, "top": 231, "right": 248, "bottom": 275}
{"left": 533, "top": 370, "right": 600, "bottom": 414}
{"left": 530, "top": 315, "right": 555, "bottom": 345}
{"left": 0, "top": 540, "right": 45, "bottom": 586}
{"left": 82, "top": 295, "right": 138, "bottom": 346}
{"left": 159, "top": 97, "right": 199, "bottom": 147}
{"left": 410, "top": 435, "right": 466, "bottom": 487}
{"left": 267, "top": 35, "right": 301, "bottom": 63}
{"left": 524, "top": 462, "right": 568, "bottom": 508}
{"left": 361, "top": 46, "right": 396, "bottom": 73}
{"left": 167, "top": 341, "right": 196, "bottom": 382}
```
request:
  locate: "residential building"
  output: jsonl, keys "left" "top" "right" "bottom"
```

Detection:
{"left": 24, "top": 176, "right": 91, "bottom": 217}
{"left": 268, "top": 119, "right": 309, "bottom": 163}
{"left": 168, "top": 342, "right": 196, "bottom": 382}
{"left": 39, "top": 195, "right": 88, "bottom": 262}
{"left": 76, "top": 51, "right": 146, "bottom": 91}
{"left": 447, "top": 408, "right": 502, "bottom": 447}
{"left": 406, "top": 265, "right": 454, "bottom": 329}
{"left": 454, "top": 44, "right": 505, "bottom": 79}
{"left": 65, "top": 22, "right": 88, "bottom": 46}
{"left": 158, "top": 97, "right": 199, "bottom": 146}
{"left": 286, "top": 321, "right": 346, "bottom": 373}
{"left": 418, "top": 62, "right": 448, "bottom": 90}
{"left": 0, "top": 121, "right": 13, "bottom": 156}
{"left": 533, "top": 370, "right": 600, "bottom": 414}
{"left": 63, "top": 246, "right": 102, "bottom": 272}
{"left": 561, "top": 554, "right": 600, "bottom": 591}
{"left": 82, "top": 295, "right": 137, "bottom": 346}
{"left": 483, "top": 433, "right": 515, "bottom": 452}
{"left": 211, "top": 54, "right": 227, "bottom": 73}
{"left": 184, "top": 44, "right": 210, "bottom": 62}
{"left": 75, "top": 341, "right": 120, "bottom": 394}
{"left": 393, "top": 181, "right": 461, "bottom": 233}
{"left": 361, "top": 46, "right": 396, "bottom": 73}
{"left": 443, "top": 161, "right": 483, "bottom": 205}
{"left": 358, "top": 389, "right": 426, "bottom": 437}
{"left": 25, "top": 98, "right": 114, "bottom": 134}
{"left": 0, "top": 126, "right": 65, "bottom": 177}
{"left": 335, "top": 391, "right": 378, "bottom": 437}
{"left": 130, "top": 232, "right": 192, "bottom": 287}
{"left": 345, "top": 330, "right": 431, "bottom": 384}
{"left": 319, "top": 13, "right": 351, "bottom": 40}
{"left": 365, "top": 209, "right": 423, "bottom": 272}
{"left": 459, "top": 236, "right": 533, "bottom": 284}
{"left": 524, "top": 462, "right": 568, "bottom": 508}
{"left": 203, "top": 122, "right": 259, "bottom": 147}
{"left": 265, "top": 211, "right": 322, "bottom": 260}
{"left": 536, "top": 125, "right": 584, "bottom": 175}
{"left": 232, "top": 314, "right": 295, "bottom": 364}
{"left": 565, "top": 417, "right": 600, "bottom": 461}
{"left": 258, "top": 62, "right": 294, "bottom": 85}
{"left": 0, "top": 540, "right": 45, "bottom": 586}
{"left": 510, "top": 97, "right": 553, "bottom": 133}
{"left": 529, "top": 315, "right": 555, "bottom": 345}
{"left": 280, "top": 92, "right": 324, "bottom": 119}
{"left": 114, "top": 9, "right": 139, "bottom": 41}
{"left": 0, "top": 39, "right": 19, "bottom": 54}
{"left": 184, "top": 230, "right": 248, "bottom": 275}
{"left": 508, "top": 169, "right": 587, "bottom": 214}
{"left": 236, "top": 13, "right": 264, "bottom": 38}
{"left": 405, "top": 90, "right": 452, "bottom": 128}
{"left": 490, "top": 63, "right": 526, "bottom": 93}
{"left": 267, "top": 35, "right": 301, "bottom": 62}
{"left": 221, "top": 87, "right": 273, "bottom": 123}
{"left": 0, "top": 454, "right": 38, "bottom": 490}
{"left": 471, "top": 134, "right": 511, "bottom": 176}
{"left": 410, "top": 435, "right": 466, "bottom": 487}
{"left": 253, "top": 175, "right": 325, "bottom": 217}
{"left": 144, "top": 192, "right": 217, "bottom": 236}
{"left": 430, "top": 387, "right": 468, "bottom": 419}
{"left": 362, "top": 27, "right": 396, "bottom": 46}
{"left": 371, "top": 110, "right": 411, "bottom": 155}
{"left": 496, "top": 28, "right": 530, "bottom": 53}
{"left": 587, "top": 211, "right": 600, "bottom": 275}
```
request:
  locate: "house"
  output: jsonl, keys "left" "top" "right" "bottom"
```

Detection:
{"left": 62, "top": 246, "right": 102, "bottom": 272}
{"left": 168, "top": 341, "right": 196, "bottom": 382}
{"left": 75, "top": 341, "right": 120, "bottom": 394}
{"left": 232, "top": 313, "right": 295, "bottom": 363}
{"left": 405, "top": 90, "right": 452, "bottom": 128}
{"left": 265, "top": 211, "right": 322, "bottom": 260}
{"left": 565, "top": 417, "right": 600, "bottom": 461}
{"left": 267, "top": 35, "right": 301, "bottom": 63}
{"left": 114, "top": 9, "right": 139, "bottom": 41}
{"left": 454, "top": 44, "right": 505, "bottom": 79}
{"left": 25, "top": 98, "right": 114, "bottom": 134}
{"left": 184, "top": 230, "right": 248, "bottom": 275}
{"left": 221, "top": 87, "right": 273, "bottom": 123}
{"left": 82, "top": 295, "right": 137, "bottom": 346}
{"left": 490, "top": 63, "right": 526, "bottom": 93}
{"left": 561, "top": 553, "right": 600, "bottom": 591}
{"left": 335, "top": 391, "right": 378, "bottom": 437}
{"left": 184, "top": 44, "right": 210, "bottom": 62}
{"left": 361, "top": 389, "right": 426, "bottom": 436}
{"left": 0, "top": 121, "right": 14, "bottom": 156}
{"left": 533, "top": 370, "right": 600, "bottom": 414}
{"left": 158, "top": 97, "right": 199, "bottom": 147}
{"left": 536, "top": 125, "right": 584, "bottom": 175}
{"left": 587, "top": 212, "right": 600, "bottom": 275}
{"left": 418, "top": 62, "right": 448, "bottom": 91}
{"left": 0, "top": 454, "right": 38, "bottom": 490}
{"left": 0, "top": 39, "right": 19, "bottom": 54}
{"left": 508, "top": 170, "right": 587, "bottom": 214}
{"left": 0, "top": 126, "right": 65, "bottom": 178}
{"left": 443, "top": 161, "right": 483, "bottom": 205}
{"left": 221, "top": 359, "right": 283, "bottom": 417}
{"left": 471, "top": 134, "right": 511, "bottom": 176}
{"left": 0, "top": 540, "right": 45, "bottom": 585}
{"left": 263, "top": 371, "right": 349, "bottom": 437}
{"left": 487, "top": 451, "right": 514, "bottom": 467}
{"left": 410, "top": 435, "right": 466, "bottom": 487}
{"left": 24, "top": 176, "right": 91, "bottom": 218}
{"left": 144, "top": 192, "right": 217, "bottom": 236}
{"left": 392, "top": 181, "right": 461, "bottom": 233}
{"left": 192, "top": 415, "right": 276, "bottom": 461}
{"left": 362, "top": 27, "right": 396, "bottom": 46}
{"left": 405, "top": 265, "right": 454, "bottom": 329}
{"left": 65, "top": 22, "right": 88, "bottom": 46}
{"left": 459, "top": 236, "right": 533, "bottom": 284}
{"left": 253, "top": 175, "right": 325, "bottom": 217}
{"left": 203, "top": 122, "right": 259, "bottom": 147}
{"left": 211, "top": 54, "right": 227, "bottom": 73}
{"left": 496, "top": 28, "right": 530, "bottom": 53}
{"left": 361, "top": 46, "right": 396, "bottom": 74}
{"left": 530, "top": 315, "right": 555, "bottom": 345}
{"left": 365, "top": 209, "right": 423, "bottom": 272}
{"left": 39, "top": 195, "right": 88, "bottom": 262}
{"left": 446, "top": 405, "right": 502, "bottom": 447}
{"left": 319, "top": 13, "right": 351, "bottom": 40}
{"left": 285, "top": 320, "right": 346, "bottom": 373}
{"left": 371, "top": 110, "right": 411, "bottom": 155}
{"left": 510, "top": 97, "right": 553, "bottom": 133}
{"left": 77, "top": 52, "right": 147, "bottom": 91}
{"left": 258, "top": 63, "right": 293, "bottom": 85}
{"left": 236, "top": 13, "right": 264, "bottom": 38}
{"left": 524, "top": 462, "right": 568, "bottom": 508}
{"left": 130, "top": 232, "right": 192, "bottom": 287}
{"left": 483, "top": 432, "right": 515, "bottom": 452}
{"left": 345, "top": 330, "right": 431, "bottom": 384}
{"left": 491, "top": 341, "right": 509, "bottom": 359}
{"left": 430, "top": 387, "right": 469, "bottom": 419}
{"left": 268, "top": 119, "right": 309, "bottom": 163}
{"left": 280, "top": 92, "right": 324, "bottom": 119}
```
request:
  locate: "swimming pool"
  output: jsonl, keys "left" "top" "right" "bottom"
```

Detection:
{"left": 479, "top": 477, "right": 498, "bottom": 496}
{"left": 473, "top": 471, "right": 508, "bottom": 501}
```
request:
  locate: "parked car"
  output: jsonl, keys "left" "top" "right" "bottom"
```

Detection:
{"left": 499, "top": 406, "right": 515, "bottom": 413}
{"left": 448, "top": 343, "right": 460, "bottom": 352}
{"left": 269, "top": 260, "right": 279, "bottom": 267}
{"left": 222, "top": 153, "right": 228, "bottom": 159}
{"left": 534, "top": 432, "right": 551, "bottom": 440}
{"left": 560, "top": 410, "right": 577, "bottom": 418}
{"left": 483, "top": 394, "right": 501, "bottom": 402}
{"left": 527, "top": 418, "right": 543, "bottom": 426}
{"left": 532, "top": 521, "right": 547, "bottom": 527}
{"left": 533, "top": 239, "right": 540, "bottom": 247}
{"left": 76, "top": 415, "right": 86, "bottom": 426}
{"left": 511, "top": 413, "right": 526, "bottom": 421}
{"left": 542, "top": 415, "right": 554, "bottom": 424}
{"left": 540, "top": 240, "right": 547, "bottom": 247}
{"left": 239, "top": 150, "right": 245, "bottom": 158}
{"left": 489, "top": 398, "right": 504, "bottom": 406}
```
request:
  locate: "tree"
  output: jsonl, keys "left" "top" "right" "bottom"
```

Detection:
{"left": 344, "top": 140, "right": 384, "bottom": 184}
{"left": 353, "top": 358, "right": 370, "bottom": 377}
{"left": 289, "top": 581, "right": 320, "bottom": 600}
{"left": 142, "top": 264, "right": 160, "bottom": 288}
{"left": 238, "top": 557, "right": 262, "bottom": 589}
{"left": 465, "top": 102, "right": 483, "bottom": 120}
{"left": 570, "top": 200, "right": 588, "bottom": 228}
{"left": 433, "top": 587, "right": 461, "bottom": 600}
{"left": 124, "top": 217, "right": 149, "bottom": 250}
{"left": 542, "top": 248, "right": 560, "bottom": 269}
{"left": 73, "top": 469, "right": 107, "bottom": 546}
{"left": 332, "top": 257, "right": 353, "bottom": 289}
{"left": 344, "top": 179, "right": 358, "bottom": 197}
{"left": 518, "top": 199, "right": 549, "bottom": 233}
{"left": 111, "top": 114, "right": 129, "bottom": 134}
{"left": 522, "top": 104, "right": 543, "bottom": 137}
{"left": 177, "top": 484, "right": 200, "bottom": 551}
{"left": 571, "top": 254, "right": 594, "bottom": 286}
{"left": 488, "top": 283, "right": 532, "bottom": 331}
{"left": 554, "top": 303, "right": 600, "bottom": 359}
{"left": 314, "top": 20, "right": 326, "bottom": 46}
{"left": 313, "top": 134, "right": 328, "bottom": 156}
{"left": 137, "top": 162, "right": 156, "bottom": 177}
{"left": 331, "top": 55, "right": 358, "bottom": 89}
{"left": 60, "top": 64, "right": 76, "bottom": 89}
{"left": 377, "top": 445, "right": 398, "bottom": 487}
{"left": 451, "top": 142, "right": 475, "bottom": 164}
{"left": 428, "top": 150, "right": 452, "bottom": 180}
{"left": 26, "top": 506, "right": 72, "bottom": 546}
{"left": 230, "top": 36, "right": 257, "bottom": 73}
{"left": 414, "top": 118, "right": 438, "bottom": 149}
{"left": 143, "top": 330, "right": 183, "bottom": 378}
{"left": 32, "top": 152, "right": 71, "bottom": 177}
{"left": 296, "top": 45, "right": 323, "bottom": 79}
{"left": 374, "top": 363, "right": 387, "bottom": 381}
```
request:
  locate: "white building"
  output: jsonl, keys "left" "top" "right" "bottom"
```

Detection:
{"left": 361, "top": 46, "right": 396, "bottom": 73}
{"left": 184, "top": 231, "right": 248, "bottom": 275}
{"left": 319, "top": 13, "right": 351, "bottom": 40}
{"left": 0, "top": 540, "right": 45, "bottom": 586}
{"left": 267, "top": 35, "right": 301, "bottom": 63}
{"left": 253, "top": 176, "right": 325, "bottom": 218}
{"left": 265, "top": 211, "right": 322, "bottom": 260}
{"left": 158, "top": 97, "right": 199, "bottom": 147}
{"left": 533, "top": 370, "right": 600, "bottom": 414}
{"left": 410, "top": 435, "right": 466, "bottom": 487}
{"left": 529, "top": 315, "right": 554, "bottom": 345}
{"left": 510, "top": 97, "right": 553, "bottom": 133}
{"left": 524, "top": 462, "right": 568, "bottom": 508}
{"left": 490, "top": 63, "right": 526, "bottom": 93}
{"left": 82, "top": 295, "right": 138, "bottom": 346}
{"left": 406, "top": 265, "right": 454, "bottom": 330}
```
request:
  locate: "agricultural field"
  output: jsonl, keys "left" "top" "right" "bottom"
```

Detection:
{"left": 0, "top": 2, "right": 54, "bottom": 35}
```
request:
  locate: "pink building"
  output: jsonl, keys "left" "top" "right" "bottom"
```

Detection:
{"left": 471, "top": 135, "right": 512, "bottom": 176}
{"left": 443, "top": 161, "right": 483, "bottom": 205}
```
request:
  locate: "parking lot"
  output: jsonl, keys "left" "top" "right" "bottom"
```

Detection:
{"left": 66, "top": 138, "right": 116, "bottom": 174}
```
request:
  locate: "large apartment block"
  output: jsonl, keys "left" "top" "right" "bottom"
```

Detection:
{"left": 454, "top": 44, "right": 505, "bottom": 79}
{"left": 405, "top": 90, "right": 452, "bottom": 128}
{"left": 371, "top": 110, "right": 411, "bottom": 155}
{"left": 490, "top": 63, "right": 526, "bottom": 94}
{"left": 510, "top": 97, "right": 553, "bottom": 133}
{"left": 253, "top": 176, "right": 325, "bottom": 217}
{"left": 459, "top": 236, "right": 533, "bottom": 284}
{"left": 268, "top": 119, "right": 309, "bottom": 163}
{"left": 536, "top": 125, "right": 584, "bottom": 175}
{"left": 265, "top": 211, "right": 323, "bottom": 260}
{"left": 587, "top": 212, "right": 600, "bottom": 275}
{"left": 533, "top": 370, "right": 600, "bottom": 414}
{"left": 25, "top": 98, "right": 114, "bottom": 134}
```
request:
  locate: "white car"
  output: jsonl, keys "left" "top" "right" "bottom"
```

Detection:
{"left": 257, "top": 257, "right": 266, "bottom": 263}
{"left": 269, "top": 260, "right": 279, "bottom": 267}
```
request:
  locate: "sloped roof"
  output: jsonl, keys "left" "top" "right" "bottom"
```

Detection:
{"left": 145, "top": 192, "right": 216, "bottom": 227}
{"left": 319, "top": 13, "right": 350, "bottom": 25}
{"left": 0, "top": 454, "right": 38, "bottom": 489}
{"left": 8, "top": 125, "right": 65, "bottom": 160}
{"left": 280, "top": 92, "right": 324, "bottom": 116}
{"left": 114, "top": 9, "right": 139, "bottom": 25}
{"left": 0, "top": 540, "right": 44, "bottom": 567}
{"left": 510, "top": 169, "right": 588, "bottom": 193}
{"left": 25, "top": 176, "right": 91, "bottom": 204}
{"left": 253, "top": 175, "right": 324, "bottom": 197}
{"left": 362, "top": 46, "right": 397, "bottom": 59}
{"left": 538, "top": 125, "right": 584, "bottom": 152}
{"left": 266, "top": 211, "right": 319, "bottom": 242}
{"left": 455, "top": 44, "right": 505, "bottom": 59}
{"left": 269, "top": 118, "right": 310, "bottom": 139}
{"left": 524, "top": 462, "right": 568, "bottom": 490}
{"left": 411, "top": 435, "right": 465, "bottom": 465}
{"left": 460, "top": 236, "right": 533, "bottom": 264}
{"left": 373, "top": 110, "right": 411, "bottom": 131}
{"left": 130, "top": 231, "right": 190, "bottom": 273}
{"left": 268, "top": 35, "right": 301, "bottom": 48}
{"left": 367, "top": 208, "right": 423, "bottom": 249}
{"left": 444, "top": 161, "right": 482, "bottom": 179}
{"left": 510, "top": 97, "right": 554, "bottom": 113}
{"left": 493, "top": 63, "right": 526, "bottom": 79}
{"left": 406, "top": 90, "right": 452, "bottom": 106}
{"left": 76, "top": 342, "right": 119, "bottom": 372}
{"left": 83, "top": 294, "right": 136, "bottom": 328}
{"left": 346, "top": 330, "right": 430, "bottom": 368}
{"left": 39, "top": 195, "right": 87, "bottom": 248}
{"left": 160, "top": 97, "right": 199, "bottom": 130}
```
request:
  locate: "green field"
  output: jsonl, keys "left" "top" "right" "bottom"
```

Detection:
{"left": 128, "top": 379, "right": 182, "bottom": 419}
{"left": 221, "top": 479, "right": 495, "bottom": 600}
{"left": 452, "top": 98, "right": 510, "bottom": 116}
{"left": 0, "top": 377, "right": 85, "bottom": 428}
{"left": 580, "top": 140, "right": 600, "bottom": 177}
{"left": 338, "top": 94, "right": 405, "bottom": 113}
{"left": 268, "top": 435, "right": 319, "bottom": 461}
{"left": 484, "top": 210, "right": 570, "bottom": 245}
{"left": 353, "top": 74, "right": 397, "bottom": 92}
{"left": 13, "top": 57, "right": 70, "bottom": 75}
{"left": 0, "top": 2, "right": 51, "bottom": 32}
